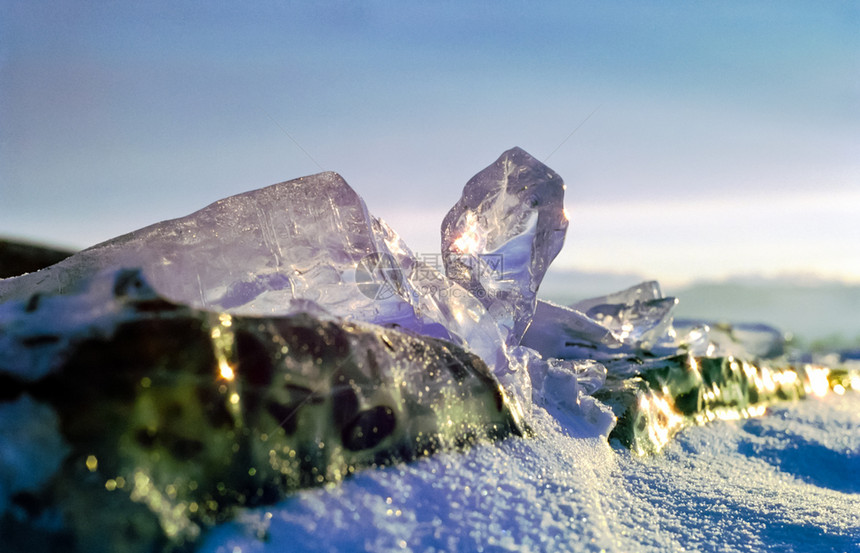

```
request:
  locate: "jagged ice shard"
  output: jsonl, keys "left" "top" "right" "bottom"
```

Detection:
{"left": 571, "top": 281, "right": 678, "bottom": 351}
{"left": 441, "top": 147, "right": 568, "bottom": 345}
{"left": 0, "top": 172, "right": 413, "bottom": 321}
{"left": 0, "top": 172, "right": 509, "bottom": 376}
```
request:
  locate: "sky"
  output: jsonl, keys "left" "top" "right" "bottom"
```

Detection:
{"left": 1, "top": 1, "right": 858, "bottom": 287}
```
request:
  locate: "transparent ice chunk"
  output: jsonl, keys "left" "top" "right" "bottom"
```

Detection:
{"left": 441, "top": 147, "right": 568, "bottom": 345}
{"left": 520, "top": 300, "right": 621, "bottom": 359}
{"left": 572, "top": 281, "right": 678, "bottom": 350}
{"left": 520, "top": 282, "right": 682, "bottom": 361}
{"left": 0, "top": 172, "right": 511, "bottom": 376}
{"left": 0, "top": 173, "right": 427, "bottom": 326}
{"left": 370, "top": 216, "right": 509, "bottom": 374}
{"left": 571, "top": 280, "right": 664, "bottom": 313}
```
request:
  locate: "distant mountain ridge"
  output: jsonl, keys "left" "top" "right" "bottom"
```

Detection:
{"left": 540, "top": 269, "right": 860, "bottom": 347}
{"left": 538, "top": 269, "right": 646, "bottom": 305}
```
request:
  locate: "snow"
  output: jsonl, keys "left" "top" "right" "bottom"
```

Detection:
{"left": 199, "top": 393, "right": 860, "bottom": 553}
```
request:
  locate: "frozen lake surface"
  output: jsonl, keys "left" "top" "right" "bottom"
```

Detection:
{"left": 201, "top": 393, "right": 860, "bottom": 553}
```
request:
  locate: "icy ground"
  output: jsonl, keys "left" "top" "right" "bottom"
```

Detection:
{"left": 200, "top": 393, "right": 860, "bottom": 553}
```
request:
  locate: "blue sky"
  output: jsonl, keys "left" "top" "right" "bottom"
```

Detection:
{"left": 1, "top": 1, "right": 858, "bottom": 286}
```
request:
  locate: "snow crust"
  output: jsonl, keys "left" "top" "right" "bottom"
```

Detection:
{"left": 199, "top": 394, "right": 860, "bottom": 553}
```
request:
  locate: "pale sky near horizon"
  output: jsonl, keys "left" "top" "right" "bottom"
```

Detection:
{"left": 2, "top": 1, "right": 858, "bottom": 287}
